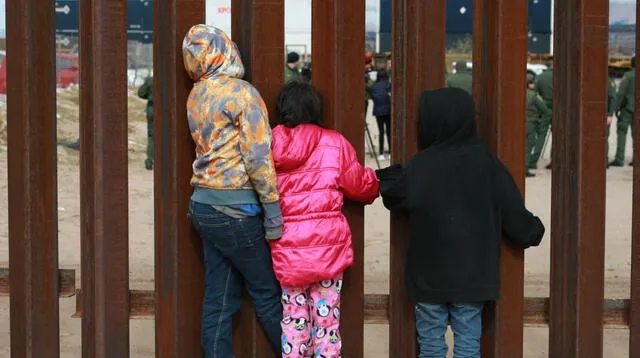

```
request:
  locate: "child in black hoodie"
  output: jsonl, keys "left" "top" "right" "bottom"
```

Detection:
{"left": 377, "top": 88, "right": 545, "bottom": 357}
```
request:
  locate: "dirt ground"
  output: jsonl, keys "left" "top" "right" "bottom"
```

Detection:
{"left": 0, "top": 94, "right": 635, "bottom": 357}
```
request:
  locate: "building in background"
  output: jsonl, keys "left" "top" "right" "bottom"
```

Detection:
{"left": 379, "top": 0, "right": 552, "bottom": 54}
{"left": 207, "top": 0, "right": 380, "bottom": 55}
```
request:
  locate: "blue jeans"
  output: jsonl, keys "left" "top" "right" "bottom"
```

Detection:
{"left": 415, "top": 302, "right": 484, "bottom": 358}
{"left": 189, "top": 201, "right": 283, "bottom": 358}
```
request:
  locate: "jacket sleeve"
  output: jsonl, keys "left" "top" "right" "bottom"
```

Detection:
{"left": 607, "top": 79, "right": 617, "bottom": 116}
{"left": 237, "top": 87, "right": 281, "bottom": 212}
{"left": 376, "top": 164, "right": 409, "bottom": 211}
{"left": 535, "top": 95, "right": 551, "bottom": 124}
{"left": 614, "top": 74, "right": 630, "bottom": 113}
{"left": 338, "top": 136, "right": 379, "bottom": 204}
{"left": 494, "top": 159, "right": 545, "bottom": 249}
{"left": 138, "top": 77, "right": 152, "bottom": 100}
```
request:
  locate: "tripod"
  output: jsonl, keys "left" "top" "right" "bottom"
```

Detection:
{"left": 364, "top": 101, "right": 381, "bottom": 169}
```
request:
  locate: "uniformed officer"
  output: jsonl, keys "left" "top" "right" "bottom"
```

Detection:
{"left": 530, "top": 61, "right": 553, "bottom": 169}
{"left": 611, "top": 56, "right": 635, "bottom": 167}
{"left": 606, "top": 74, "right": 617, "bottom": 168}
{"left": 526, "top": 73, "right": 551, "bottom": 177}
{"left": 137, "top": 76, "right": 154, "bottom": 170}
{"left": 446, "top": 61, "right": 473, "bottom": 95}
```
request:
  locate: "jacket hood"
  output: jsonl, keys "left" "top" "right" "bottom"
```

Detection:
{"left": 272, "top": 124, "right": 322, "bottom": 171}
{"left": 182, "top": 24, "right": 245, "bottom": 81}
{"left": 418, "top": 87, "right": 478, "bottom": 149}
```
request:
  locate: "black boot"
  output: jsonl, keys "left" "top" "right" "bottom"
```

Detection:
{"left": 609, "top": 160, "right": 624, "bottom": 167}
{"left": 526, "top": 171, "right": 536, "bottom": 178}
{"left": 545, "top": 162, "right": 552, "bottom": 170}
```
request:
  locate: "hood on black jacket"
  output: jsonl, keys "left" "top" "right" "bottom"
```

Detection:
{"left": 418, "top": 88, "right": 477, "bottom": 150}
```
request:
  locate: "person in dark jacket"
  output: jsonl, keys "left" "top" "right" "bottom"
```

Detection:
{"left": 376, "top": 88, "right": 545, "bottom": 358}
{"left": 370, "top": 69, "right": 391, "bottom": 160}
{"left": 137, "top": 76, "right": 154, "bottom": 170}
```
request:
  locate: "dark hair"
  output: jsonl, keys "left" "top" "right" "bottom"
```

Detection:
{"left": 276, "top": 81, "right": 323, "bottom": 128}
{"left": 376, "top": 69, "right": 389, "bottom": 82}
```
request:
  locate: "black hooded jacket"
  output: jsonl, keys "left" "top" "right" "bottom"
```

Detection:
{"left": 377, "top": 88, "right": 545, "bottom": 303}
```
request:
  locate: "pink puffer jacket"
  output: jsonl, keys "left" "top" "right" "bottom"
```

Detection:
{"left": 270, "top": 124, "right": 379, "bottom": 287}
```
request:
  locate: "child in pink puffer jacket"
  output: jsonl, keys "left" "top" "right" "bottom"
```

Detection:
{"left": 270, "top": 82, "right": 379, "bottom": 357}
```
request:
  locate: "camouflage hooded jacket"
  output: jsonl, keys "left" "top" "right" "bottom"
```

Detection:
{"left": 182, "top": 25, "right": 280, "bottom": 214}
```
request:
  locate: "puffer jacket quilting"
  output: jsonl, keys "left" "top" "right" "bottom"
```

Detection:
{"left": 270, "top": 124, "right": 379, "bottom": 287}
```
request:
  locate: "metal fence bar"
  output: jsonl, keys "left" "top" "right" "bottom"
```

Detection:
{"left": 6, "top": 0, "right": 59, "bottom": 355}
{"left": 389, "top": 0, "right": 446, "bottom": 356}
{"left": 549, "top": 0, "right": 609, "bottom": 356}
{"left": 153, "top": 1, "right": 205, "bottom": 357}
{"left": 79, "top": 0, "right": 130, "bottom": 356}
{"left": 312, "top": 1, "right": 366, "bottom": 356}
{"left": 473, "top": 1, "right": 528, "bottom": 357}
{"left": 102, "top": 291, "right": 631, "bottom": 327}
{"left": 230, "top": 1, "right": 285, "bottom": 356}
{"left": 0, "top": 268, "right": 75, "bottom": 297}
{"left": 630, "top": 2, "right": 640, "bottom": 355}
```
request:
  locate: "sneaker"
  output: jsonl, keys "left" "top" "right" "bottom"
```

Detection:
{"left": 545, "top": 163, "right": 552, "bottom": 170}
{"left": 377, "top": 154, "right": 386, "bottom": 161}
{"left": 609, "top": 161, "right": 624, "bottom": 167}
{"left": 145, "top": 161, "right": 154, "bottom": 171}
{"left": 64, "top": 139, "right": 80, "bottom": 151}
{"left": 526, "top": 171, "right": 536, "bottom": 178}
{"left": 630, "top": 161, "right": 634, "bottom": 166}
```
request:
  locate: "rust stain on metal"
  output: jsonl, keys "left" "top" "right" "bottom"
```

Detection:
{"left": 312, "top": 1, "right": 366, "bottom": 356}
{"left": 79, "top": 0, "right": 130, "bottom": 356}
{"left": 549, "top": 0, "right": 609, "bottom": 357}
{"left": 0, "top": 268, "right": 75, "bottom": 297}
{"left": 6, "top": 0, "right": 59, "bottom": 355}
{"left": 473, "top": 1, "right": 528, "bottom": 358}
{"left": 72, "top": 291, "right": 633, "bottom": 328}
{"left": 154, "top": 1, "right": 206, "bottom": 357}
{"left": 390, "top": 0, "right": 446, "bottom": 357}
{"left": 230, "top": 1, "right": 285, "bottom": 356}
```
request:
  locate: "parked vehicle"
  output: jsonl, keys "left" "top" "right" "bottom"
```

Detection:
{"left": 0, "top": 52, "right": 79, "bottom": 94}
{"left": 55, "top": 53, "right": 80, "bottom": 88}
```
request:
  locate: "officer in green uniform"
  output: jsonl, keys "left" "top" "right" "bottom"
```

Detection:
{"left": 530, "top": 64, "right": 553, "bottom": 169}
{"left": 284, "top": 52, "right": 303, "bottom": 84}
{"left": 606, "top": 75, "right": 617, "bottom": 168}
{"left": 446, "top": 61, "right": 473, "bottom": 95}
{"left": 526, "top": 73, "right": 551, "bottom": 177}
{"left": 611, "top": 56, "right": 635, "bottom": 167}
{"left": 137, "top": 76, "right": 154, "bottom": 170}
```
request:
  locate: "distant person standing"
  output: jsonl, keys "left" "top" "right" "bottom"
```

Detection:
{"left": 612, "top": 56, "right": 635, "bottom": 167}
{"left": 531, "top": 62, "right": 553, "bottom": 169}
{"left": 137, "top": 76, "right": 154, "bottom": 170}
{"left": 525, "top": 73, "right": 551, "bottom": 177}
{"left": 606, "top": 74, "right": 617, "bottom": 168}
{"left": 370, "top": 69, "right": 392, "bottom": 160}
{"left": 364, "top": 55, "right": 374, "bottom": 115}
{"left": 445, "top": 61, "right": 472, "bottom": 95}
{"left": 285, "top": 52, "right": 302, "bottom": 84}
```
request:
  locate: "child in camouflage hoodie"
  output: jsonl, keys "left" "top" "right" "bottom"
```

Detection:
{"left": 183, "top": 24, "right": 283, "bottom": 358}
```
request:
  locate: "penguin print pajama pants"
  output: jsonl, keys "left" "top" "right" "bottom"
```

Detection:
{"left": 280, "top": 273, "right": 343, "bottom": 358}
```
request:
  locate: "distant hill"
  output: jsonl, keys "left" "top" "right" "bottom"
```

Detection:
{"left": 610, "top": 2, "right": 635, "bottom": 25}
